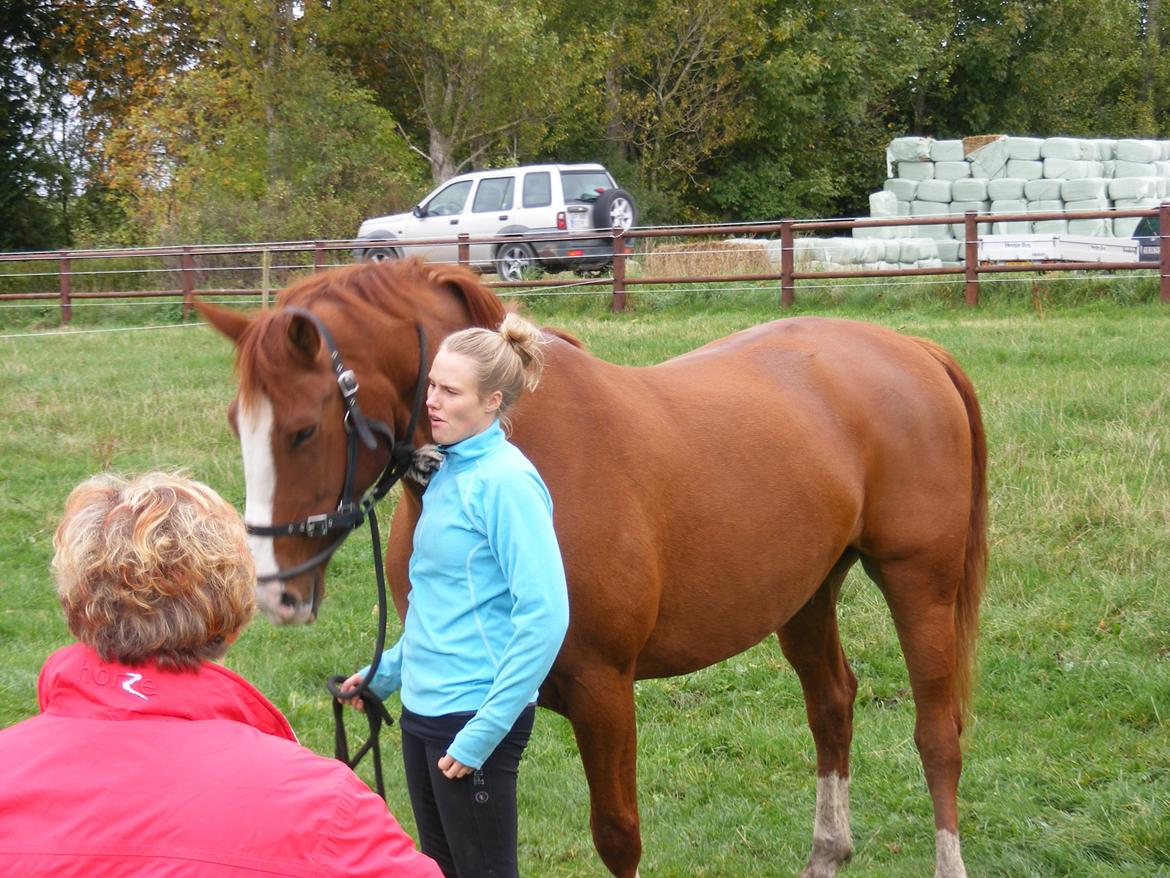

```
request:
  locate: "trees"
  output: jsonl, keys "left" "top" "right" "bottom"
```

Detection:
{"left": 314, "top": 0, "right": 579, "bottom": 183}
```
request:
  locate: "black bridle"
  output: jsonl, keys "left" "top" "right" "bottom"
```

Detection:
{"left": 243, "top": 305, "right": 428, "bottom": 798}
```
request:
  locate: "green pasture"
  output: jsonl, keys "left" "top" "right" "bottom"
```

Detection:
{"left": 1, "top": 278, "right": 1168, "bottom": 876}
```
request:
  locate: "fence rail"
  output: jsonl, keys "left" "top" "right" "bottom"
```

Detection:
{"left": 2, "top": 205, "right": 1168, "bottom": 323}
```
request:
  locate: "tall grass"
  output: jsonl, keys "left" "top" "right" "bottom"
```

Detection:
{"left": 1, "top": 285, "right": 1167, "bottom": 876}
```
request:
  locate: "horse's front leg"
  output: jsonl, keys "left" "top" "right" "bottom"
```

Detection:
{"left": 554, "top": 666, "right": 642, "bottom": 877}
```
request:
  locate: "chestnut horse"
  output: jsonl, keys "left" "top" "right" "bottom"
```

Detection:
{"left": 199, "top": 259, "right": 987, "bottom": 878}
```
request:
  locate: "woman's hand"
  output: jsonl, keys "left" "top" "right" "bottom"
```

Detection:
{"left": 437, "top": 754, "right": 473, "bottom": 780}
{"left": 337, "top": 671, "right": 367, "bottom": 712}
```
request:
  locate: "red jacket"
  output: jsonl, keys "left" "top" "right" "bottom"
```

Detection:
{"left": 0, "top": 643, "right": 441, "bottom": 878}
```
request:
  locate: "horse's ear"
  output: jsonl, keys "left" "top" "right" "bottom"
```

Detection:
{"left": 423, "top": 263, "right": 506, "bottom": 329}
{"left": 285, "top": 313, "right": 322, "bottom": 364}
{"left": 196, "top": 298, "right": 252, "bottom": 344}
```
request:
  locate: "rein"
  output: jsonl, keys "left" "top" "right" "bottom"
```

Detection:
{"left": 244, "top": 305, "right": 428, "bottom": 799}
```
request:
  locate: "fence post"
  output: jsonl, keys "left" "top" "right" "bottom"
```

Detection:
{"left": 313, "top": 241, "right": 325, "bottom": 270}
{"left": 1160, "top": 202, "right": 1170, "bottom": 304}
{"left": 261, "top": 248, "right": 271, "bottom": 309}
{"left": 780, "top": 220, "right": 794, "bottom": 307}
{"left": 611, "top": 229, "right": 627, "bottom": 313}
{"left": 58, "top": 252, "right": 72, "bottom": 325}
{"left": 180, "top": 247, "right": 195, "bottom": 317}
{"left": 458, "top": 233, "right": 470, "bottom": 267}
{"left": 964, "top": 212, "right": 980, "bottom": 306}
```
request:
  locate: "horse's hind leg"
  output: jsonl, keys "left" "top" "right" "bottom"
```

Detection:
{"left": 864, "top": 554, "right": 968, "bottom": 878}
{"left": 778, "top": 552, "right": 859, "bottom": 878}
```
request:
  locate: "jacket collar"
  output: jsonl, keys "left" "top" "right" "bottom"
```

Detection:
{"left": 439, "top": 418, "right": 505, "bottom": 467}
{"left": 37, "top": 642, "right": 297, "bottom": 742}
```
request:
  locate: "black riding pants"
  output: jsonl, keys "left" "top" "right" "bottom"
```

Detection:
{"left": 400, "top": 705, "right": 535, "bottom": 878}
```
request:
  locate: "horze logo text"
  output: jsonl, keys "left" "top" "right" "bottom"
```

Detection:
{"left": 80, "top": 663, "right": 158, "bottom": 700}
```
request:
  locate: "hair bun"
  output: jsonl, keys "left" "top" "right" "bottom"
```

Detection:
{"left": 498, "top": 313, "right": 544, "bottom": 388}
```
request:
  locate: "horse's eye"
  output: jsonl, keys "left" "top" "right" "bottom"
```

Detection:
{"left": 291, "top": 425, "right": 317, "bottom": 449}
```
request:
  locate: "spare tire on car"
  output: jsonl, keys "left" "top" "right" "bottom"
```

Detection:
{"left": 592, "top": 188, "right": 637, "bottom": 231}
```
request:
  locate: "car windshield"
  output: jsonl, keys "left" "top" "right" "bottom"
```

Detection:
{"left": 561, "top": 170, "right": 613, "bottom": 202}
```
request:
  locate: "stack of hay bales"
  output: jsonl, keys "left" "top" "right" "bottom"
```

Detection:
{"left": 871, "top": 135, "right": 1169, "bottom": 258}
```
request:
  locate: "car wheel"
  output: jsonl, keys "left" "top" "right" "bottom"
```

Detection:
{"left": 363, "top": 245, "right": 398, "bottom": 262}
{"left": 592, "top": 188, "right": 637, "bottom": 231}
{"left": 495, "top": 242, "right": 537, "bottom": 281}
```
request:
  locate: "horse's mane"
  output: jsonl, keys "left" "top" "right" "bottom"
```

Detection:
{"left": 235, "top": 260, "right": 582, "bottom": 408}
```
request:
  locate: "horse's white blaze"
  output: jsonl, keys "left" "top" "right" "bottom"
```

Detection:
{"left": 800, "top": 772, "right": 853, "bottom": 878}
{"left": 934, "top": 829, "right": 966, "bottom": 878}
{"left": 238, "top": 395, "right": 284, "bottom": 617}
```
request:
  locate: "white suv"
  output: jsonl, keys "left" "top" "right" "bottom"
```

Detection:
{"left": 353, "top": 163, "right": 637, "bottom": 280}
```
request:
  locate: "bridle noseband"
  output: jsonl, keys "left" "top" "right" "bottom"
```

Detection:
{"left": 244, "top": 306, "right": 428, "bottom": 615}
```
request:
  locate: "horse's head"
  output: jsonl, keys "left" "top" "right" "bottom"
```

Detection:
{"left": 199, "top": 261, "right": 507, "bottom": 624}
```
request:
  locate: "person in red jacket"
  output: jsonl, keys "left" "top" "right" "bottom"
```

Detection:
{"left": 0, "top": 471, "right": 441, "bottom": 878}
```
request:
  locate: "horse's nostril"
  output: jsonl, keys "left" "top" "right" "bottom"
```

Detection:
{"left": 279, "top": 591, "right": 298, "bottom": 608}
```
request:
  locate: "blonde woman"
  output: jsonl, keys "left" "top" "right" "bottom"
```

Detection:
{"left": 0, "top": 472, "right": 440, "bottom": 878}
{"left": 342, "top": 314, "right": 570, "bottom": 878}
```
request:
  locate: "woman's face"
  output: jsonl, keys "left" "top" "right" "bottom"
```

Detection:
{"left": 426, "top": 349, "right": 501, "bottom": 445}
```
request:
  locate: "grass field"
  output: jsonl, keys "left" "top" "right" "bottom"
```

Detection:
{"left": 1, "top": 276, "right": 1168, "bottom": 876}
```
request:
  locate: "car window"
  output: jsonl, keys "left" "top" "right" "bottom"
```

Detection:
{"left": 1134, "top": 215, "right": 1160, "bottom": 236}
{"left": 561, "top": 170, "right": 613, "bottom": 202}
{"left": 472, "top": 176, "right": 515, "bottom": 213}
{"left": 522, "top": 172, "right": 552, "bottom": 208}
{"left": 425, "top": 180, "right": 473, "bottom": 217}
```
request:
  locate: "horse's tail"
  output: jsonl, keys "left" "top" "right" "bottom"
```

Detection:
{"left": 912, "top": 337, "right": 989, "bottom": 722}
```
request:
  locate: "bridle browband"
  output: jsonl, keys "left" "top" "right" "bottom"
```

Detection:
{"left": 242, "top": 304, "right": 429, "bottom": 799}
{"left": 244, "top": 306, "right": 428, "bottom": 613}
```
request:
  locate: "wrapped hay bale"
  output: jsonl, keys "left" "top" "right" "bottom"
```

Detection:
{"left": 949, "top": 200, "right": 991, "bottom": 238}
{"left": 935, "top": 161, "right": 972, "bottom": 180}
{"left": 1109, "top": 177, "right": 1158, "bottom": 199}
{"left": 869, "top": 190, "right": 899, "bottom": 217}
{"left": 1025, "top": 178, "right": 1063, "bottom": 200}
{"left": 916, "top": 179, "right": 954, "bottom": 203}
{"left": 887, "top": 137, "right": 932, "bottom": 161}
{"left": 1115, "top": 159, "right": 1158, "bottom": 177}
{"left": 1028, "top": 199, "right": 1065, "bottom": 217}
{"left": 1027, "top": 202, "right": 1065, "bottom": 235}
{"left": 911, "top": 200, "right": 954, "bottom": 238}
{"left": 899, "top": 238, "right": 939, "bottom": 262}
{"left": 1043, "top": 158, "right": 1093, "bottom": 179}
{"left": 1068, "top": 218, "right": 1111, "bottom": 236}
{"left": 883, "top": 240, "right": 902, "bottom": 262}
{"left": 991, "top": 198, "right": 1029, "bottom": 234}
{"left": 915, "top": 257, "right": 944, "bottom": 268}
{"left": 1102, "top": 160, "right": 1116, "bottom": 178}
{"left": 1114, "top": 139, "right": 1162, "bottom": 163}
{"left": 858, "top": 239, "right": 885, "bottom": 264}
{"left": 1112, "top": 198, "right": 1159, "bottom": 237}
{"left": 951, "top": 178, "right": 989, "bottom": 201}
{"left": 936, "top": 239, "right": 964, "bottom": 262}
{"left": 1066, "top": 196, "right": 1110, "bottom": 211}
{"left": 1041, "top": 137, "right": 1092, "bottom": 159}
{"left": 1061, "top": 178, "right": 1108, "bottom": 200}
{"left": 1155, "top": 160, "right": 1170, "bottom": 176}
{"left": 897, "top": 160, "right": 936, "bottom": 181}
{"left": 930, "top": 139, "right": 965, "bottom": 162}
{"left": 883, "top": 178, "right": 919, "bottom": 200}
{"left": 988, "top": 178, "right": 1026, "bottom": 199}
{"left": 967, "top": 135, "right": 1009, "bottom": 178}
{"left": 1006, "top": 137, "right": 1044, "bottom": 160}
{"left": 1006, "top": 159, "right": 1044, "bottom": 180}
{"left": 1095, "top": 139, "right": 1117, "bottom": 160}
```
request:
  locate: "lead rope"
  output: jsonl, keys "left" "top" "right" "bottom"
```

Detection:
{"left": 326, "top": 509, "right": 395, "bottom": 799}
{"left": 323, "top": 322, "right": 430, "bottom": 801}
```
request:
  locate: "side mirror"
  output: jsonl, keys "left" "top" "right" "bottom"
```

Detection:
{"left": 412, "top": 204, "right": 424, "bottom": 218}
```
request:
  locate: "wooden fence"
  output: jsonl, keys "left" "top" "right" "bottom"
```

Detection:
{"left": 2, "top": 205, "right": 1167, "bottom": 324}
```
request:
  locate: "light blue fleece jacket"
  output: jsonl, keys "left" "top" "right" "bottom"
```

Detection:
{"left": 363, "top": 419, "right": 569, "bottom": 768}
